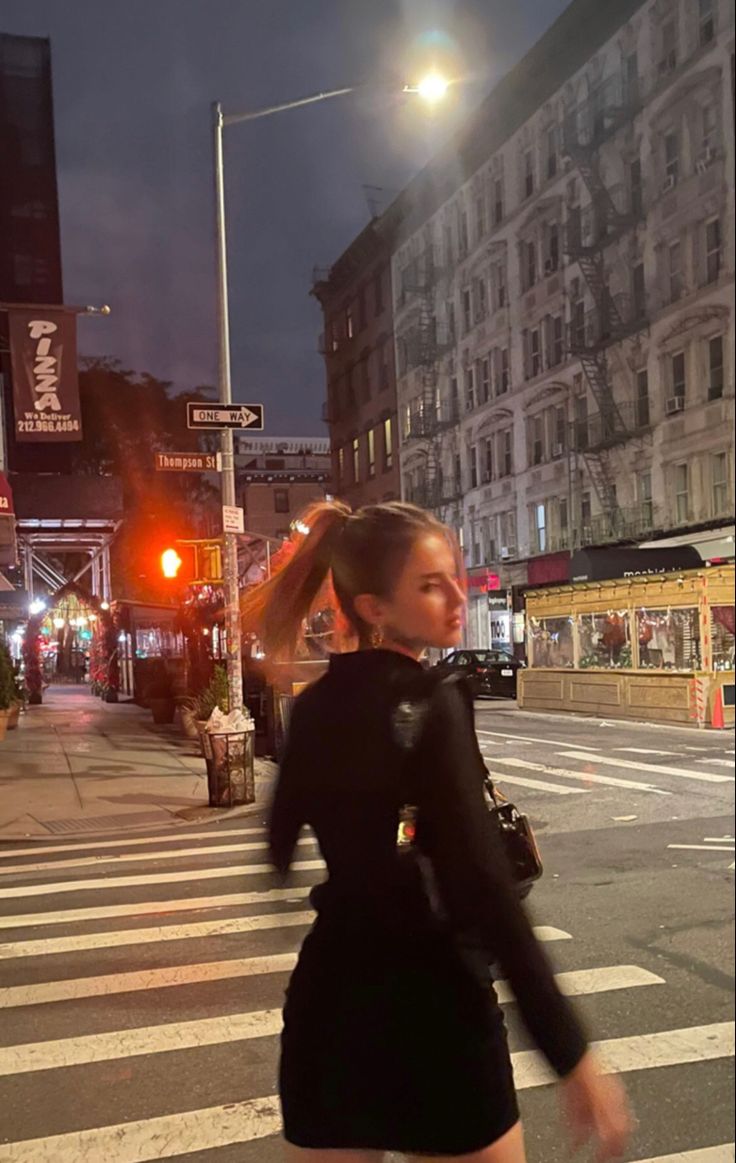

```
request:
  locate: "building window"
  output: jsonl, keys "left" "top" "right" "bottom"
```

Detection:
{"left": 501, "top": 429, "right": 513, "bottom": 476}
{"left": 358, "top": 288, "right": 367, "bottom": 331}
{"left": 668, "top": 240, "right": 683, "bottom": 301}
{"left": 572, "top": 297, "right": 585, "bottom": 349}
{"left": 672, "top": 351, "right": 686, "bottom": 400}
{"left": 465, "top": 367, "right": 475, "bottom": 411}
{"left": 705, "top": 218, "right": 721, "bottom": 284}
{"left": 367, "top": 427, "right": 376, "bottom": 478}
{"left": 523, "top": 149, "right": 534, "bottom": 198}
{"left": 574, "top": 393, "right": 588, "bottom": 451}
{"left": 492, "top": 176, "right": 504, "bottom": 225}
{"left": 345, "top": 305, "right": 354, "bottom": 339}
{"left": 581, "top": 491, "right": 592, "bottom": 527}
{"left": 492, "top": 261, "right": 507, "bottom": 309}
{"left": 475, "top": 192, "right": 487, "bottom": 240}
{"left": 701, "top": 102, "right": 717, "bottom": 154}
{"left": 531, "top": 415, "right": 545, "bottom": 465}
{"left": 383, "top": 417, "right": 393, "bottom": 470}
{"left": 484, "top": 437, "right": 493, "bottom": 482}
{"left": 712, "top": 452, "right": 729, "bottom": 514}
{"left": 708, "top": 336, "right": 724, "bottom": 401}
{"left": 534, "top": 503, "right": 547, "bottom": 552}
{"left": 330, "top": 320, "right": 339, "bottom": 352}
{"left": 553, "top": 405, "right": 566, "bottom": 454}
{"left": 475, "top": 276, "right": 487, "bottom": 320}
{"left": 274, "top": 488, "right": 290, "bottom": 513}
{"left": 546, "top": 126, "right": 558, "bottom": 180}
{"left": 629, "top": 158, "right": 643, "bottom": 218}
{"left": 352, "top": 436, "right": 360, "bottom": 483}
{"left": 546, "top": 223, "right": 559, "bottom": 273}
{"left": 699, "top": 0, "right": 715, "bottom": 46}
{"left": 469, "top": 445, "right": 479, "bottom": 489}
{"left": 664, "top": 131, "right": 679, "bottom": 186}
{"left": 660, "top": 20, "right": 677, "bottom": 75}
{"left": 462, "top": 288, "right": 472, "bottom": 334}
{"left": 480, "top": 357, "right": 490, "bottom": 404}
{"left": 499, "top": 347, "right": 510, "bottom": 395}
{"left": 374, "top": 271, "right": 384, "bottom": 315}
{"left": 524, "top": 241, "right": 536, "bottom": 290}
{"left": 636, "top": 368, "right": 650, "bottom": 427}
{"left": 638, "top": 469, "right": 653, "bottom": 526}
{"left": 632, "top": 262, "right": 646, "bottom": 318}
{"left": 674, "top": 463, "right": 689, "bottom": 523}
{"left": 549, "top": 315, "right": 564, "bottom": 367}
{"left": 460, "top": 209, "right": 470, "bottom": 255}
{"left": 337, "top": 446, "right": 345, "bottom": 486}
{"left": 530, "top": 328, "right": 541, "bottom": 377}
{"left": 559, "top": 496, "right": 569, "bottom": 537}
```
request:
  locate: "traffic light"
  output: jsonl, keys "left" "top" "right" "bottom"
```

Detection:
{"left": 161, "top": 548, "right": 183, "bottom": 578}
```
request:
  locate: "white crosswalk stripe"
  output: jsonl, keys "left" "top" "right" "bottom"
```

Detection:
{"left": 0, "top": 835, "right": 317, "bottom": 877}
{"left": 489, "top": 755, "right": 669, "bottom": 795}
{"left": 0, "top": 825, "right": 271, "bottom": 862}
{"left": 559, "top": 752, "right": 734, "bottom": 785}
{"left": 0, "top": 822, "right": 732, "bottom": 1161}
{"left": 0, "top": 857, "right": 325, "bottom": 899}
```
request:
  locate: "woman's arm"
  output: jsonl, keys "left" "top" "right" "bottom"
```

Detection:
{"left": 268, "top": 700, "right": 308, "bottom": 877}
{"left": 415, "top": 677, "right": 588, "bottom": 1077}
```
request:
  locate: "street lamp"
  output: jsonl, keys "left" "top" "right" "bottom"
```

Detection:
{"left": 213, "top": 74, "right": 449, "bottom": 713}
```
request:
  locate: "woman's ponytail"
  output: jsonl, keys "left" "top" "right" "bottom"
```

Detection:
{"left": 240, "top": 500, "right": 350, "bottom": 660}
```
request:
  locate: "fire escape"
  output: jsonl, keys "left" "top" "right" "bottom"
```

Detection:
{"left": 562, "top": 72, "right": 648, "bottom": 543}
{"left": 399, "top": 245, "right": 460, "bottom": 513}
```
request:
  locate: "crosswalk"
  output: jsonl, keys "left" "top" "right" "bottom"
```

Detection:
{"left": 476, "top": 728, "right": 735, "bottom": 801}
{"left": 0, "top": 822, "right": 733, "bottom": 1161}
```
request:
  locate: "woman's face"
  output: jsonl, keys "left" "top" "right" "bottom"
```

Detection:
{"left": 374, "top": 531, "right": 466, "bottom": 655}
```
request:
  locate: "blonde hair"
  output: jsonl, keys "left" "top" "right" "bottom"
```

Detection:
{"left": 240, "top": 499, "right": 457, "bottom": 659}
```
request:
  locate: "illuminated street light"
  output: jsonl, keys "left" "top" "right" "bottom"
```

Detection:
{"left": 213, "top": 70, "right": 453, "bottom": 711}
{"left": 29, "top": 599, "right": 46, "bottom": 616}
{"left": 408, "top": 72, "right": 450, "bottom": 103}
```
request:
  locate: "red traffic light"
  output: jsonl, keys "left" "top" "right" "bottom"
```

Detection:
{"left": 161, "top": 548, "right": 183, "bottom": 578}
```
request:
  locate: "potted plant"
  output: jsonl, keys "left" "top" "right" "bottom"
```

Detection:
{"left": 189, "top": 665, "right": 229, "bottom": 733}
{"left": 143, "top": 662, "right": 176, "bottom": 725}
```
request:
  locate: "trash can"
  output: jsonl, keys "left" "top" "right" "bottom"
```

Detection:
{"left": 201, "top": 724, "right": 256, "bottom": 807}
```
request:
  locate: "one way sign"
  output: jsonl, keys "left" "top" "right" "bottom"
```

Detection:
{"left": 187, "top": 403, "right": 264, "bottom": 430}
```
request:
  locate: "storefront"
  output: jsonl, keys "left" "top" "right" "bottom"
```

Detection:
{"left": 519, "top": 560, "right": 734, "bottom": 728}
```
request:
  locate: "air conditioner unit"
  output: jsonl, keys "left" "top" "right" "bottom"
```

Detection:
{"left": 665, "top": 395, "right": 685, "bottom": 415}
{"left": 545, "top": 259, "right": 555, "bottom": 274}
{"left": 662, "top": 174, "right": 676, "bottom": 193}
{"left": 500, "top": 545, "right": 516, "bottom": 560}
{"left": 552, "top": 442, "right": 565, "bottom": 457}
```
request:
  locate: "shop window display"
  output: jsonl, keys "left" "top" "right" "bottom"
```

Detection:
{"left": 529, "top": 616, "right": 575, "bottom": 667}
{"left": 636, "top": 607, "right": 700, "bottom": 670}
{"left": 711, "top": 606, "right": 735, "bottom": 671}
{"left": 578, "top": 611, "right": 632, "bottom": 669}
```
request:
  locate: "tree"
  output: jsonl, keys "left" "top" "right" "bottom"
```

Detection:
{"left": 71, "top": 359, "right": 220, "bottom": 601}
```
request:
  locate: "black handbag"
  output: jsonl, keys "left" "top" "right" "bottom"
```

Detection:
{"left": 397, "top": 780, "right": 543, "bottom": 902}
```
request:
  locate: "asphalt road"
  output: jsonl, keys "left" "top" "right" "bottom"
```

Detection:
{"left": 0, "top": 705, "right": 733, "bottom": 1162}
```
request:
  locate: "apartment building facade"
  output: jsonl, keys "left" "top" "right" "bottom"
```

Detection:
{"left": 312, "top": 218, "right": 401, "bottom": 508}
{"left": 392, "top": 0, "right": 734, "bottom": 649}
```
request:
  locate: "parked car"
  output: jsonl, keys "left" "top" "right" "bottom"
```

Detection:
{"left": 434, "top": 649, "right": 524, "bottom": 698}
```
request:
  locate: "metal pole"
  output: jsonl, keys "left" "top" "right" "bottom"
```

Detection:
{"left": 213, "top": 101, "right": 244, "bottom": 714}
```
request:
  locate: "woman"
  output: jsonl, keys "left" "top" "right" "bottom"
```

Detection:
{"left": 245, "top": 500, "right": 632, "bottom": 1163}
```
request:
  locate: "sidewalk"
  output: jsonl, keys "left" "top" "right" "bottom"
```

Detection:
{"left": 0, "top": 686, "right": 278, "bottom": 841}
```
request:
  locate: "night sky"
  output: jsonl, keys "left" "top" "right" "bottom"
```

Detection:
{"left": 1, "top": 0, "right": 568, "bottom": 434}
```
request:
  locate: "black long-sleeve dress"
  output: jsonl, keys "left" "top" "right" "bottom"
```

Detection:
{"left": 269, "top": 649, "right": 587, "bottom": 1156}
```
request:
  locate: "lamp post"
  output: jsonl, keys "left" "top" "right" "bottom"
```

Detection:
{"left": 212, "top": 75, "right": 450, "bottom": 713}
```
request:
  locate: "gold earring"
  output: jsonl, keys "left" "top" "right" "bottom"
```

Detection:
{"left": 370, "top": 625, "right": 385, "bottom": 649}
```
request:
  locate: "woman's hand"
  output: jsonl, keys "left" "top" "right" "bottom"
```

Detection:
{"left": 560, "top": 1050, "right": 634, "bottom": 1161}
